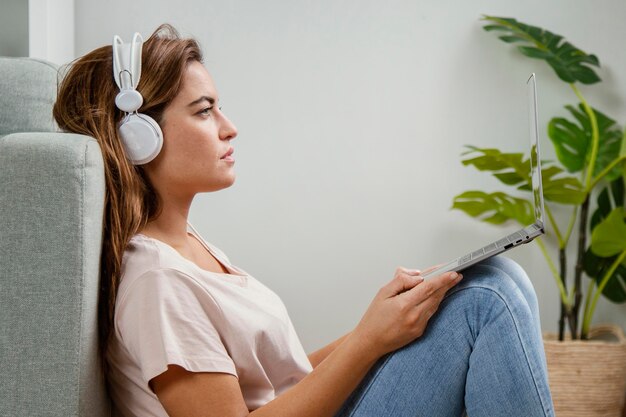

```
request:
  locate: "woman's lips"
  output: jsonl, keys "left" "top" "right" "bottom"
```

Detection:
{"left": 221, "top": 147, "right": 234, "bottom": 162}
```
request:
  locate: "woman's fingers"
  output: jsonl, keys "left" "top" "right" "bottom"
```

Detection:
{"left": 380, "top": 269, "right": 424, "bottom": 298}
{"left": 400, "top": 270, "right": 462, "bottom": 306}
{"left": 355, "top": 268, "right": 463, "bottom": 357}
{"left": 402, "top": 273, "right": 461, "bottom": 336}
{"left": 420, "top": 263, "right": 444, "bottom": 276}
{"left": 396, "top": 266, "right": 422, "bottom": 276}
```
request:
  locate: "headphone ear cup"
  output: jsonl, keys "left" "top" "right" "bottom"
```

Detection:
{"left": 119, "top": 113, "right": 163, "bottom": 165}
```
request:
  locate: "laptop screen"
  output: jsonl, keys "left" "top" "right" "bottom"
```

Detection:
{"left": 527, "top": 73, "right": 545, "bottom": 227}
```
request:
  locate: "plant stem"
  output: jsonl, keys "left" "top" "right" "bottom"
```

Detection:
{"left": 568, "top": 84, "right": 598, "bottom": 340}
{"left": 545, "top": 205, "right": 564, "bottom": 247}
{"left": 543, "top": 202, "right": 569, "bottom": 339}
{"left": 563, "top": 206, "right": 578, "bottom": 248}
{"left": 570, "top": 84, "right": 600, "bottom": 191}
{"left": 581, "top": 249, "right": 626, "bottom": 338}
{"left": 559, "top": 206, "right": 578, "bottom": 340}
{"left": 589, "top": 155, "right": 626, "bottom": 190}
{"left": 572, "top": 195, "right": 590, "bottom": 339}
{"left": 581, "top": 278, "right": 595, "bottom": 340}
{"left": 535, "top": 237, "right": 570, "bottom": 305}
{"left": 559, "top": 247, "right": 567, "bottom": 340}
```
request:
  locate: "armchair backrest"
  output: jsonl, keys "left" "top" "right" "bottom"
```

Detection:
{"left": 0, "top": 57, "right": 111, "bottom": 417}
{"left": 0, "top": 57, "right": 58, "bottom": 137}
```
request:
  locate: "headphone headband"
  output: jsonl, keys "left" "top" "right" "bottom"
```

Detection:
{"left": 112, "top": 33, "right": 143, "bottom": 91}
{"left": 112, "top": 33, "right": 144, "bottom": 113}
{"left": 112, "top": 31, "right": 163, "bottom": 165}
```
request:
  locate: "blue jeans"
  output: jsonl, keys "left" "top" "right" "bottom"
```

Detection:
{"left": 335, "top": 256, "right": 554, "bottom": 417}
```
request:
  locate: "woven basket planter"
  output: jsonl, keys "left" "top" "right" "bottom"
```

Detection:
{"left": 543, "top": 324, "right": 626, "bottom": 417}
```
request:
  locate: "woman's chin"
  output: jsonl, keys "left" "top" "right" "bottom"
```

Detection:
{"left": 205, "top": 175, "right": 236, "bottom": 192}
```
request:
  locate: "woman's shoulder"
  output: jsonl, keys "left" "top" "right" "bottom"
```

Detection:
{"left": 119, "top": 234, "right": 198, "bottom": 291}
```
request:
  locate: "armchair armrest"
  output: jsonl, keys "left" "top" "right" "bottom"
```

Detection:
{"left": 0, "top": 132, "right": 110, "bottom": 417}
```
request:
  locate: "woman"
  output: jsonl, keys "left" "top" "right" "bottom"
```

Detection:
{"left": 53, "top": 24, "right": 554, "bottom": 417}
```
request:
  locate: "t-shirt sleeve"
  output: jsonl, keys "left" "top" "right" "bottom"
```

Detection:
{"left": 115, "top": 268, "right": 237, "bottom": 385}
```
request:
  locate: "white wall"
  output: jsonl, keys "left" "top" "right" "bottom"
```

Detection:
{"left": 0, "top": 0, "right": 74, "bottom": 63}
{"left": 0, "top": 0, "right": 28, "bottom": 56}
{"left": 29, "top": 0, "right": 75, "bottom": 64}
{"left": 75, "top": 0, "right": 626, "bottom": 351}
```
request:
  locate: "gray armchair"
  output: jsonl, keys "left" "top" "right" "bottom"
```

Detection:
{"left": 0, "top": 57, "right": 111, "bottom": 417}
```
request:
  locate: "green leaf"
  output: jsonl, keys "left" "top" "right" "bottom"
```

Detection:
{"left": 590, "top": 179, "right": 624, "bottom": 230}
{"left": 461, "top": 147, "right": 528, "bottom": 186}
{"left": 494, "top": 172, "right": 525, "bottom": 185}
{"left": 583, "top": 249, "right": 626, "bottom": 303}
{"left": 547, "top": 104, "right": 623, "bottom": 180}
{"left": 516, "top": 165, "right": 585, "bottom": 204}
{"left": 585, "top": 180, "right": 626, "bottom": 303}
{"left": 523, "top": 165, "right": 586, "bottom": 204}
{"left": 499, "top": 35, "right": 527, "bottom": 43}
{"left": 592, "top": 108, "right": 623, "bottom": 181}
{"left": 518, "top": 46, "right": 553, "bottom": 60}
{"left": 590, "top": 208, "right": 626, "bottom": 257}
{"left": 543, "top": 177, "right": 586, "bottom": 204}
{"left": 452, "top": 191, "right": 534, "bottom": 226}
{"left": 463, "top": 147, "right": 585, "bottom": 205}
{"left": 482, "top": 16, "right": 601, "bottom": 84}
{"left": 483, "top": 25, "right": 510, "bottom": 32}
{"left": 548, "top": 116, "right": 587, "bottom": 172}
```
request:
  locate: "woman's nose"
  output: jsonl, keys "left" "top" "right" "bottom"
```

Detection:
{"left": 220, "top": 114, "right": 238, "bottom": 141}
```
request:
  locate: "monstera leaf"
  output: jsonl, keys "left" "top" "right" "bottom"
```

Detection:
{"left": 548, "top": 104, "right": 623, "bottom": 180}
{"left": 482, "top": 16, "right": 601, "bottom": 84}
{"left": 583, "top": 253, "right": 626, "bottom": 303}
{"left": 452, "top": 191, "right": 534, "bottom": 226}
{"left": 590, "top": 179, "right": 625, "bottom": 230}
{"left": 461, "top": 146, "right": 527, "bottom": 185}
{"left": 518, "top": 164, "right": 586, "bottom": 205}
{"left": 461, "top": 147, "right": 585, "bottom": 204}
{"left": 583, "top": 180, "right": 626, "bottom": 302}
{"left": 591, "top": 208, "right": 626, "bottom": 257}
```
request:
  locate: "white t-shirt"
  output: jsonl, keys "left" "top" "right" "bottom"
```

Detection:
{"left": 107, "top": 224, "right": 313, "bottom": 417}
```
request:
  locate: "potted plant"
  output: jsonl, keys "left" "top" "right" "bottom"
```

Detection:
{"left": 452, "top": 15, "right": 626, "bottom": 416}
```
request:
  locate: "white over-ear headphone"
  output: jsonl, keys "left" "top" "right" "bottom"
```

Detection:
{"left": 112, "top": 33, "right": 163, "bottom": 165}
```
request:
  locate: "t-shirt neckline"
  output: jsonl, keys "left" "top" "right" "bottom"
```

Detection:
{"left": 134, "top": 223, "right": 248, "bottom": 283}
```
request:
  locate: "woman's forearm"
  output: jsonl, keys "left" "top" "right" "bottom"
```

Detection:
{"left": 250, "top": 332, "right": 379, "bottom": 417}
{"left": 307, "top": 332, "right": 352, "bottom": 368}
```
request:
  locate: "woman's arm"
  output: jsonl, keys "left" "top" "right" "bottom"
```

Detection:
{"left": 307, "top": 332, "right": 351, "bottom": 368}
{"left": 152, "top": 268, "right": 463, "bottom": 417}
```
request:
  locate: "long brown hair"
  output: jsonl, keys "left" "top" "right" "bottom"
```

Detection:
{"left": 53, "top": 24, "right": 202, "bottom": 378}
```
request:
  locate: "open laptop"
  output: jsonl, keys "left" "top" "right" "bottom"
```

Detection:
{"left": 421, "top": 73, "right": 545, "bottom": 280}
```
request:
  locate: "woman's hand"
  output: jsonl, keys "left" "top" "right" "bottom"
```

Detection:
{"left": 351, "top": 266, "right": 463, "bottom": 359}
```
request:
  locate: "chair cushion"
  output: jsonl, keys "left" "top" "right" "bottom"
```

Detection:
{"left": 0, "top": 57, "right": 59, "bottom": 137}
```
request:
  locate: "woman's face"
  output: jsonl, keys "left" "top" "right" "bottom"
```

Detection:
{"left": 146, "top": 60, "right": 238, "bottom": 200}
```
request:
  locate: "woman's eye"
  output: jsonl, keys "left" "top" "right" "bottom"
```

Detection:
{"left": 198, "top": 106, "right": 222, "bottom": 116}
{"left": 199, "top": 106, "right": 213, "bottom": 116}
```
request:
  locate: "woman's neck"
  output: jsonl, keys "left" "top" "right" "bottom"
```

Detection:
{"left": 140, "top": 197, "right": 193, "bottom": 248}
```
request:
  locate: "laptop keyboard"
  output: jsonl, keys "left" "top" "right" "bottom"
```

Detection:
{"left": 458, "top": 229, "right": 530, "bottom": 266}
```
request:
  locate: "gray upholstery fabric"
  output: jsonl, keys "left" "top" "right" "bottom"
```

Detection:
{"left": 0, "top": 57, "right": 59, "bottom": 136}
{"left": 0, "top": 133, "right": 109, "bottom": 417}
{"left": 0, "top": 57, "right": 111, "bottom": 417}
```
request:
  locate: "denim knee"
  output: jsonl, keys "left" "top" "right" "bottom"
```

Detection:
{"left": 478, "top": 256, "right": 540, "bottom": 313}
{"left": 446, "top": 259, "right": 535, "bottom": 322}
